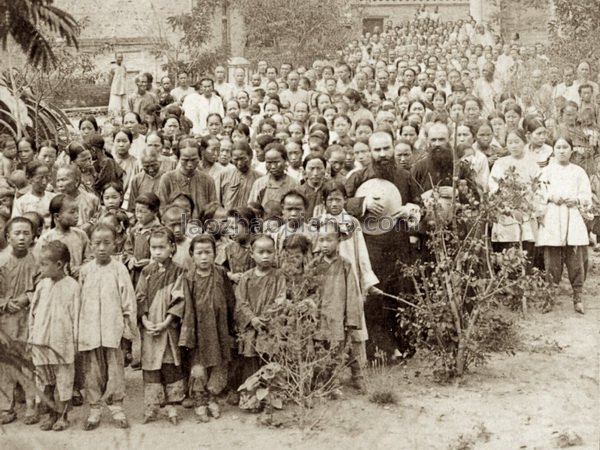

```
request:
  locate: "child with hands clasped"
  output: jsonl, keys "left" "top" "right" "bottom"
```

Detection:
{"left": 29, "top": 241, "right": 79, "bottom": 431}
{"left": 78, "top": 224, "right": 136, "bottom": 430}
{"left": 137, "top": 227, "right": 186, "bottom": 425}
{"left": 536, "top": 135, "right": 592, "bottom": 314}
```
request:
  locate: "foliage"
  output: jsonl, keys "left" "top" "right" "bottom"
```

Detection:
{"left": 365, "top": 349, "right": 398, "bottom": 406}
{"left": 0, "top": 19, "right": 105, "bottom": 144}
{"left": 241, "top": 260, "right": 348, "bottom": 429}
{"left": 0, "top": 330, "right": 54, "bottom": 410}
{"left": 150, "top": 0, "right": 229, "bottom": 82}
{"left": 492, "top": 0, "right": 600, "bottom": 69}
{"left": 0, "top": 0, "right": 79, "bottom": 71}
{"left": 403, "top": 168, "right": 552, "bottom": 382}
{"left": 237, "top": 362, "right": 285, "bottom": 412}
{"left": 237, "top": 0, "right": 353, "bottom": 68}
{"left": 0, "top": 70, "right": 72, "bottom": 145}
{"left": 546, "top": 0, "right": 600, "bottom": 69}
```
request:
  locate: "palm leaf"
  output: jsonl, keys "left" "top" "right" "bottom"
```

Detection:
{"left": 2, "top": 0, "right": 79, "bottom": 71}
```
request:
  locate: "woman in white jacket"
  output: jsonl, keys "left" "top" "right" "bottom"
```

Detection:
{"left": 536, "top": 135, "right": 592, "bottom": 314}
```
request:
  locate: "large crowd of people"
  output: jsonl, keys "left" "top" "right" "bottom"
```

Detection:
{"left": 0, "top": 8, "right": 598, "bottom": 432}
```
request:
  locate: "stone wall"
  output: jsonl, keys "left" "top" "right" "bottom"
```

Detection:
{"left": 356, "top": 0, "right": 470, "bottom": 30}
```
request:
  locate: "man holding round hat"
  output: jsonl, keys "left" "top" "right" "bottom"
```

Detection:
{"left": 345, "top": 130, "right": 421, "bottom": 359}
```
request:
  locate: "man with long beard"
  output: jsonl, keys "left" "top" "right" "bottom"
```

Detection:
{"left": 411, "top": 123, "right": 479, "bottom": 261}
{"left": 411, "top": 123, "right": 476, "bottom": 194}
{"left": 345, "top": 131, "right": 421, "bottom": 359}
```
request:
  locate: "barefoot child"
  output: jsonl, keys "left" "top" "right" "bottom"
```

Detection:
{"left": 137, "top": 227, "right": 185, "bottom": 425}
{"left": 234, "top": 235, "right": 286, "bottom": 384}
{"left": 78, "top": 224, "right": 136, "bottom": 430}
{"left": 29, "top": 241, "right": 79, "bottom": 431}
{"left": 179, "top": 235, "right": 235, "bottom": 423}
{"left": 0, "top": 217, "right": 39, "bottom": 425}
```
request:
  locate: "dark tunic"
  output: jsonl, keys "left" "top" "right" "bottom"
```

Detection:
{"left": 179, "top": 266, "right": 235, "bottom": 368}
{"left": 136, "top": 260, "right": 185, "bottom": 370}
{"left": 296, "top": 182, "right": 326, "bottom": 218}
{"left": 223, "top": 241, "right": 255, "bottom": 275}
{"left": 234, "top": 268, "right": 286, "bottom": 357}
{"left": 410, "top": 156, "right": 476, "bottom": 193}
{"left": 311, "top": 255, "right": 362, "bottom": 343}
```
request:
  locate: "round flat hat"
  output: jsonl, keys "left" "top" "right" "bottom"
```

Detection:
{"left": 355, "top": 179, "right": 403, "bottom": 236}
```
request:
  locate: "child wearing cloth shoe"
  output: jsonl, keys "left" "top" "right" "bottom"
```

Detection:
{"left": 0, "top": 217, "right": 39, "bottom": 425}
{"left": 179, "top": 234, "right": 236, "bottom": 423}
{"left": 78, "top": 223, "right": 136, "bottom": 430}
{"left": 137, "top": 227, "right": 186, "bottom": 425}
{"left": 29, "top": 241, "right": 79, "bottom": 431}
{"left": 312, "top": 218, "right": 363, "bottom": 398}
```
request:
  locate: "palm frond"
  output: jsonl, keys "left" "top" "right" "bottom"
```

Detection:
{"left": 2, "top": 0, "right": 79, "bottom": 70}
{"left": 37, "top": 5, "right": 79, "bottom": 48}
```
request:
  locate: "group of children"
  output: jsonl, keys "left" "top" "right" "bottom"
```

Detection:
{"left": 0, "top": 167, "right": 370, "bottom": 430}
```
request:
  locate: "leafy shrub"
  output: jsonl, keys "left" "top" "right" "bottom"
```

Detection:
{"left": 403, "top": 168, "right": 551, "bottom": 381}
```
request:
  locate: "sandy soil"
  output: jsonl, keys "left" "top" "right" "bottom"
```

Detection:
{"left": 1, "top": 272, "right": 598, "bottom": 450}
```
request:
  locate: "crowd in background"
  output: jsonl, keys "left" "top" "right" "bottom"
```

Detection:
{"left": 0, "top": 8, "right": 598, "bottom": 431}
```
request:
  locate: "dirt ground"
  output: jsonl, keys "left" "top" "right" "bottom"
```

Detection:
{"left": 1, "top": 267, "right": 598, "bottom": 450}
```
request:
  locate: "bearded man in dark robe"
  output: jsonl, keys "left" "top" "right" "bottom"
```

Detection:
{"left": 411, "top": 123, "right": 480, "bottom": 269}
{"left": 411, "top": 123, "right": 476, "bottom": 193}
{"left": 345, "top": 130, "right": 421, "bottom": 359}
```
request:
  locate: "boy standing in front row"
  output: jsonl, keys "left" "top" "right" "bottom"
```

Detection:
{"left": 29, "top": 241, "right": 79, "bottom": 431}
{"left": 0, "top": 217, "right": 39, "bottom": 425}
{"left": 234, "top": 235, "right": 286, "bottom": 383}
{"left": 179, "top": 235, "right": 236, "bottom": 423}
{"left": 137, "top": 227, "right": 186, "bottom": 425}
{"left": 78, "top": 223, "right": 136, "bottom": 430}
{"left": 312, "top": 219, "right": 363, "bottom": 398}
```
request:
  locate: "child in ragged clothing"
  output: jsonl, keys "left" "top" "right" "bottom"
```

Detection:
{"left": 29, "top": 241, "right": 79, "bottom": 431}
{"left": 234, "top": 235, "right": 286, "bottom": 384}
{"left": 161, "top": 205, "right": 193, "bottom": 268}
{"left": 312, "top": 218, "right": 363, "bottom": 398}
{"left": 137, "top": 227, "right": 186, "bottom": 425}
{"left": 0, "top": 217, "right": 39, "bottom": 425}
{"left": 179, "top": 235, "right": 236, "bottom": 423}
{"left": 320, "top": 181, "right": 378, "bottom": 392}
{"left": 78, "top": 223, "right": 136, "bottom": 430}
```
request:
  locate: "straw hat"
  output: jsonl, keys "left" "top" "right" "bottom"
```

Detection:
{"left": 355, "top": 178, "right": 403, "bottom": 236}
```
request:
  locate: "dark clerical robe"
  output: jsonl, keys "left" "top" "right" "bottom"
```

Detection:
{"left": 345, "top": 164, "right": 421, "bottom": 358}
